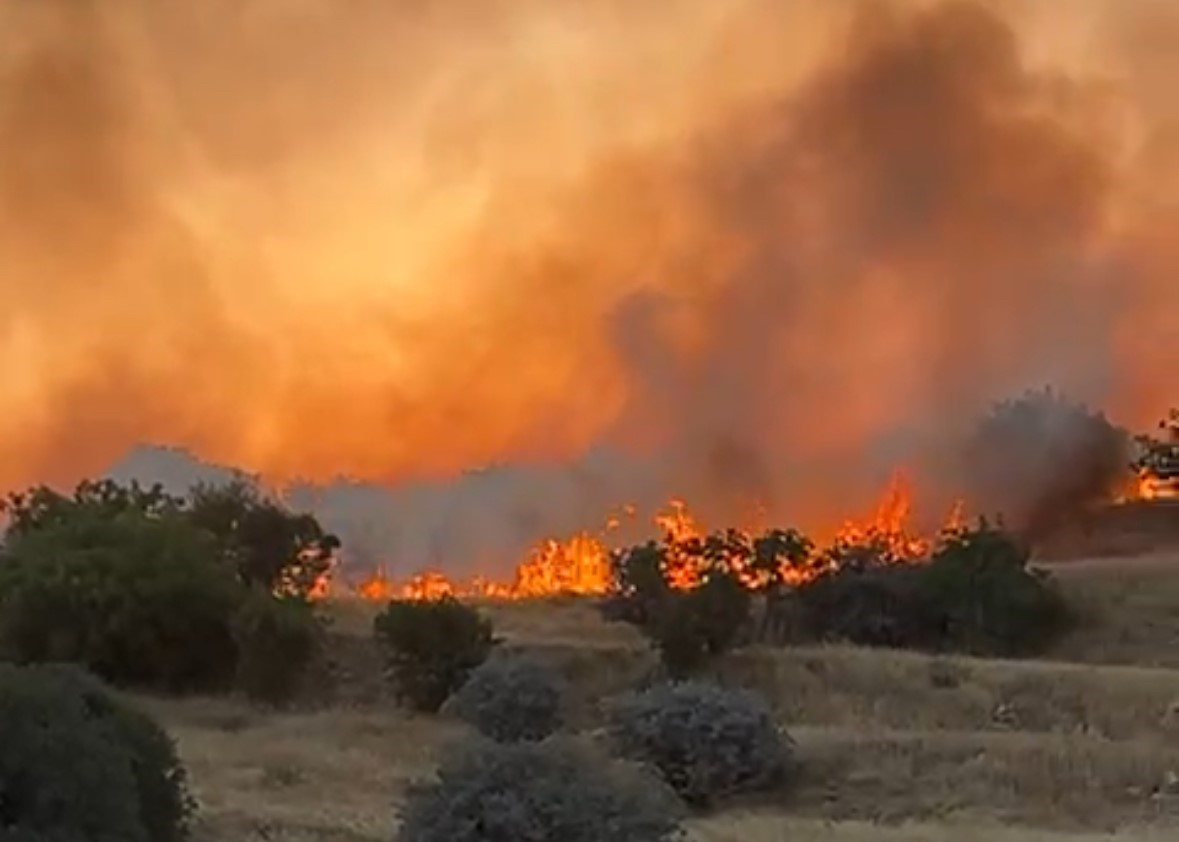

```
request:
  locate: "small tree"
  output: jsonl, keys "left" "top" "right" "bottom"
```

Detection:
{"left": 0, "top": 508, "right": 243, "bottom": 692}
{"left": 644, "top": 572, "right": 752, "bottom": 677}
{"left": 919, "top": 519, "right": 1073, "bottom": 656}
{"left": 187, "top": 479, "right": 340, "bottom": 599}
{"left": 373, "top": 597, "right": 498, "bottom": 713}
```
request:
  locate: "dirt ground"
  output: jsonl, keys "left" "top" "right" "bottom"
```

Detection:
{"left": 136, "top": 546, "right": 1179, "bottom": 841}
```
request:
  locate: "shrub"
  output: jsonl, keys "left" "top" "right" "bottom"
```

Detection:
{"left": 0, "top": 663, "right": 195, "bottom": 842}
{"left": 232, "top": 590, "right": 325, "bottom": 706}
{"left": 643, "top": 572, "right": 752, "bottom": 677}
{"left": 395, "top": 739, "right": 684, "bottom": 842}
{"left": 793, "top": 560, "right": 930, "bottom": 648}
{"left": 443, "top": 653, "right": 566, "bottom": 742}
{"left": 373, "top": 597, "right": 497, "bottom": 713}
{"left": 961, "top": 387, "right": 1130, "bottom": 540}
{"left": 604, "top": 537, "right": 754, "bottom": 676}
{"left": 0, "top": 509, "right": 244, "bottom": 692}
{"left": 919, "top": 520, "right": 1073, "bottom": 656}
{"left": 606, "top": 681, "right": 793, "bottom": 807}
{"left": 187, "top": 479, "right": 340, "bottom": 599}
{"left": 792, "top": 522, "right": 1073, "bottom": 657}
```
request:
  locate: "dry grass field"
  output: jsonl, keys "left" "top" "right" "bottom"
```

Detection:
{"left": 133, "top": 547, "right": 1179, "bottom": 842}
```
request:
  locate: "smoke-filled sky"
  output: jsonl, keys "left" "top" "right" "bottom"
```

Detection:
{"left": 2, "top": 0, "right": 1176, "bottom": 570}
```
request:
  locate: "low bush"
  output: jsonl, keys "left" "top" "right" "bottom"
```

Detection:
{"left": 443, "top": 653, "right": 565, "bottom": 742}
{"left": 919, "top": 520, "right": 1073, "bottom": 656}
{"left": 0, "top": 509, "right": 243, "bottom": 692}
{"left": 792, "top": 521, "right": 1073, "bottom": 657}
{"left": 605, "top": 538, "right": 753, "bottom": 676}
{"left": 606, "top": 681, "right": 793, "bottom": 807}
{"left": 0, "top": 663, "right": 195, "bottom": 842}
{"left": 395, "top": 738, "right": 684, "bottom": 842}
{"left": 373, "top": 597, "right": 498, "bottom": 713}
{"left": 794, "top": 560, "right": 930, "bottom": 648}
{"left": 232, "top": 590, "right": 325, "bottom": 706}
{"left": 644, "top": 572, "right": 752, "bottom": 677}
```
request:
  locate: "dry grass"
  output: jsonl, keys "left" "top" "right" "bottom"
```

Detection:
{"left": 136, "top": 549, "right": 1179, "bottom": 841}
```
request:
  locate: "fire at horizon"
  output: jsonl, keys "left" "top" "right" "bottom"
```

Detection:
{"left": 319, "top": 470, "right": 970, "bottom": 602}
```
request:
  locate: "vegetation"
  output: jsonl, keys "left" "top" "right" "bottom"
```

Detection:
{"left": 443, "top": 653, "right": 566, "bottom": 742}
{"left": 604, "top": 529, "right": 808, "bottom": 675}
{"left": 960, "top": 387, "right": 1131, "bottom": 541}
{"left": 0, "top": 477, "right": 335, "bottom": 698}
{"left": 187, "top": 478, "right": 339, "bottom": 599}
{"left": 232, "top": 589, "right": 326, "bottom": 706}
{"left": 0, "top": 506, "right": 243, "bottom": 692}
{"left": 0, "top": 663, "right": 195, "bottom": 842}
{"left": 793, "top": 520, "right": 1073, "bottom": 656}
{"left": 395, "top": 739, "right": 684, "bottom": 842}
{"left": 606, "top": 681, "right": 793, "bottom": 807}
{"left": 373, "top": 597, "right": 498, "bottom": 713}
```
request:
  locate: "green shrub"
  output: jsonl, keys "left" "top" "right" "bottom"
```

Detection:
{"left": 443, "top": 654, "right": 566, "bottom": 742}
{"left": 792, "top": 522, "right": 1072, "bottom": 657}
{"left": 643, "top": 572, "right": 752, "bottom": 677}
{"left": 0, "top": 509, "right": 244, "bottom": 692}
{"left": 606, "top": 681, "right": 793, "bottom": 807}
{"left": 0, "top": 663, "right": 195, "bottom": 842}
{"left": 395, "top": 739, "right": 684, "bottom": 842}
{"left": 919, "top": 520, "right": 1073, "bottom": 656}
{"left": 186, "top": 479, "right": 340, "bottom": 599}
{"left": 232, "top": 590, "right": 324, "bottom": 706}
{"left": 604, "top": 537, "right": 753, "bottom": 676}
{"left": 793, "top": 560, "right": 930, "bottom": 648}
{"left": 373, "top": 597, "right": 497, "bottom": 713}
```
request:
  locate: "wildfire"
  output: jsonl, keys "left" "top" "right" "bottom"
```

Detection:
{"left": 323, "top": 468, "right": 967, "bottom": 603}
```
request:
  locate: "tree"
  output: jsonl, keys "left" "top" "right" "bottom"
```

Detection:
{"left": 1, "top": 479, "right": 184, "bottom": 540}
{"left": 186, "top": 479, "right": 340, "bottom": 599}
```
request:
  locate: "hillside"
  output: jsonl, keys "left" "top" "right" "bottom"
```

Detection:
{"left": 133, "top": 550, "right": 1179, "bottom": 841}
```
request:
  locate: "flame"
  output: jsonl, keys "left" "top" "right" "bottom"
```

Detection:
{"left": 332, "top": 467, "right": 970, "bottom": 602}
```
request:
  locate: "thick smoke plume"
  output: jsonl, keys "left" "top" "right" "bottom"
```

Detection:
{"left": 2, "top": 0, "right": 1177, "bottom": 575}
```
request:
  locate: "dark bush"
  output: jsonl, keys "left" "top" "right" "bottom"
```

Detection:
{"left": 373, "top": 597, "right": 497, "bottom": 713}
{"left": 643, "top": 572, "right": 752, "bottom": 677}
{"left": 601, "top": 542, "right": 674, "bottom": 626}
{"left": 443, "top": 653, "right": 565, "bottom": 742}
{"left": 0, "top": 663, "right": 195, "bottom": 842}
{"left": 606, "top": 681, "right": 793, "bottom": 807}
{"left": 0, "top": 509, "right": 244, "bottom": 692}
{"left": 604, "top": 536, "right": 754, "bottom": 676}
{"left": 793, "top": 560, "right": 930, "bottom": 648}
{"left": 395, "top": 738, "right": 684, "bottom": 842}
{"left": 961, "top": 387, "right": 1131, "bottom": 541}
{"left": 232, "top": 590, "right": 325, "bottom": 706}
{"left": 919, "top": 520, "right": 1073, "bottom": 656}
{"left": 187, "top": 479, "right": 340, "bottom": 599}
{"left": 792, "top": 522, "right": 1072, "bottom": 657}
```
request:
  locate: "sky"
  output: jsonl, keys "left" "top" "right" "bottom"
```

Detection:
{"left": 1, "top": 0, "right": 1176, "bottom": 571}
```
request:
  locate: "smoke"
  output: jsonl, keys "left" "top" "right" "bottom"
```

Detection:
{"left": 2, "top": 0, "right": 1176, "bottom": 574}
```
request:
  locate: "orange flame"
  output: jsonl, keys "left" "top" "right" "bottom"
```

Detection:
{"left": 334, "top": 468, "right": 969, "bottom": 602}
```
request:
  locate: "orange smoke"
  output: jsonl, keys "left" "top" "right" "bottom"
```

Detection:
{"left": 0, "top": 0, "right": 1175, "bottom": 562}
